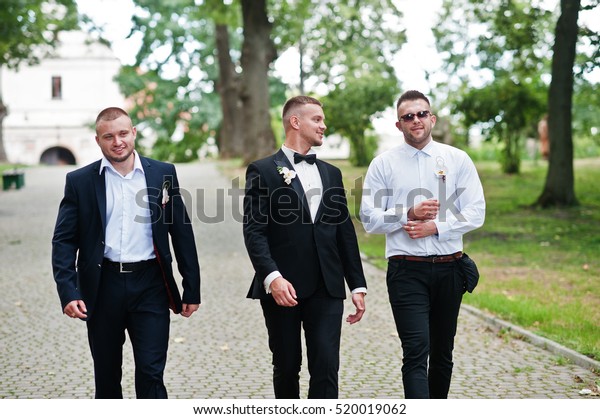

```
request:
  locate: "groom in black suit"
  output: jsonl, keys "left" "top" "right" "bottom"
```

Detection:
{"left": 243, "top": 96, "right": 367, "bottom": 398}
{"left": 52, "top": 107, "right": 201, "bottom": 398}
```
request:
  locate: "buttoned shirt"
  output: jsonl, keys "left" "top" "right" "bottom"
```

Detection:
{"left": 360, "top": 140, "right": 485, "bottom": 258}
{"left": 283, "top": 145, "right": 322, "bottom": 222}
{"left": 100, "top": 151, "right": 155, "bottom": 263}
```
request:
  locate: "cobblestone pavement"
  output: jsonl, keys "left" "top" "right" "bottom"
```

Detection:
{"left": 0, "top": 162, "right": 598, "bottom": 399}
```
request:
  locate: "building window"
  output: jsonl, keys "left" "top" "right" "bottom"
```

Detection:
{"left": 51, "top": 76, "right": 62, "bottom": 99}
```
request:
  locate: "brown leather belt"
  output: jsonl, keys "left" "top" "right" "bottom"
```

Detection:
{"left": 103, "top": 258, "right": 158, "bottom": 273}
{"left": 389, "top": 251, "right": 462, "bottom": 263}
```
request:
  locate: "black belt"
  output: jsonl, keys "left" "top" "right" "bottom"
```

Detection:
{"left": 389, "top": 251, "right": 462, "bottom": 263}
{"left": 102, "top": 258, "right": 158, "bottom": 273}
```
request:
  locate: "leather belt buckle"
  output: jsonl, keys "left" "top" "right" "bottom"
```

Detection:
{"left": 119, "top": 262, "right": 132, "bottom": 273}
{"left": 431, "top": 256, "right": 439, "bottom": 263}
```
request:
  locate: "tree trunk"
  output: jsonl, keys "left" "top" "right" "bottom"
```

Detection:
{"left": 0, "top": 98, "right": 8, "bottom": 163}
{"left": 215, "top": 23, "right": 245, "bottom": 159}
{"left": 501, "top": 133, "right": 521, "bottom": 174}
{"left": 535, "top": 0, "right": 580, "bottom": 207}
{"left": 240, "top": 0, "right": 277, "bottom": 165}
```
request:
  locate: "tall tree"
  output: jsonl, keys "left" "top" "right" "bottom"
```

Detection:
{"left": 239, "top": 0, "right": 277, "bottom": 164}
{"left": 0, "top": 0, "right": 79, "bottom": 162}
{"left": 215, "top": 23, "right": 244, "bottom": 158}
{"left": 535, "top": 0, "right": 581, "bottom": 207}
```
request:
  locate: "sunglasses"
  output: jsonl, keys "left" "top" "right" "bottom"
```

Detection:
{"left": 399, "top": 110, "right": 431, "bottom": 122}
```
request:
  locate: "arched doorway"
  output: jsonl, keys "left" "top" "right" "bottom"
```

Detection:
{"left": 40, "top": 146, "right": 77, "bottom": 165}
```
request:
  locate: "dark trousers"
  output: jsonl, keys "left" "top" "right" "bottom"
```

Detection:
{"left": 86, "top": 263, "right": 170, "bottom": 399}
{"left": 260, "top": 289, "right": 344, "bottom": 399}
{"left": 386, "top": 258, "right": 464, "bottom": 399}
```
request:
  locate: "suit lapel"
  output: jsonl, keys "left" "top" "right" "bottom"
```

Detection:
{"left": 314, "top": 160, "right": 330, "bottom": 223}
{"left": 273, "top": 149, "right": 311, "bottom": 219}
{"left": 140, "top": 156, "right": 164, "bottom": 226}
{"left": 92, "top": 161, "right": 107, "bottom": 230}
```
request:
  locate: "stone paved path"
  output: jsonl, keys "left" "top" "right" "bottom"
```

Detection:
{"left": 0, "top": 162, "right": 598, "bottom": 399}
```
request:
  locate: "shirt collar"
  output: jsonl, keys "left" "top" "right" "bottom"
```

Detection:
{"left": 401, "top": 139, "right": 437, "bottom": 157}
{"left": 99, "top": 151, "right": 145, "bottom": 176}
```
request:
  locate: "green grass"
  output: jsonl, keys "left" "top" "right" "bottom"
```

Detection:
{"left": 334, "top": 157, "right": 600, "bottom": 362}
{"left": 0, "top": 163, "right": 26, "bottom": 173}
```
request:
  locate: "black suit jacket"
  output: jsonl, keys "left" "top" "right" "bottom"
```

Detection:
{"left": 243, "top": 149, "right": 366, "bottom": 299}
{"left": 52, "top": 155, "right": 201, "bottom": 319}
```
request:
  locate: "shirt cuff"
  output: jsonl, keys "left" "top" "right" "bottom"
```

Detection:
{"left": 394, "top": 206, "right": 408, "bottom": 225}
{"left": 351, "top": 287, "right": 367, "bottom": 295}
{"left": 264, "top": 271, "right": 282, "bottom": 294}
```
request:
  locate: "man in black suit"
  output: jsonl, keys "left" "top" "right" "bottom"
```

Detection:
{"left": 52, "top": 107, "right": 201, "bottom": 398}
{"left": 243, "top": 95, "right": 367, "bottom": 399}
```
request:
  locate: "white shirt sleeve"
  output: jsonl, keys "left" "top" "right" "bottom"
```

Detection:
{"left": 360, "top": 158, "right": 407, "bottom": 235}
{"left": 435, "top": 155, "right": 485, "bottom": 241}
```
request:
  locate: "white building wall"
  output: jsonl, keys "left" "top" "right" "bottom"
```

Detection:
{"left": 2, "top": 31, "right": 126, "bottom": 165}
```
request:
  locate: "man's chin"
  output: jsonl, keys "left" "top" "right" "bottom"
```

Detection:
{"left": 107, "top": 152, "right": 133, "bottom": 164}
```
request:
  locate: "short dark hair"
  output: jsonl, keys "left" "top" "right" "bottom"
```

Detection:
{"left": 96, "top": 107, "right": 130, "bottom": 126}
{"left": 396, "top": 90, "right": 431, "bottom": 111}
{"left": 282, "top": 96, "right": 322, "bottom": 120}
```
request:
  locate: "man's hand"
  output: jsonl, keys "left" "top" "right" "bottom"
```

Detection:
{"left": 403, "top": 220, "right": 438, "bottom": 239}
{"left": 346, "top": 292, "right": 366, "bottom": 324}
{"left": 181, "top": 304, "right": 200, "bottom": 317}
{"left": 408, "top": 199, "right": 439, "bottom": 221}
{"left": 270, "top": 276, "right": 298, "bottom": 307}
{"left": 64, "top": 300, "right": 87, "bottom": 319}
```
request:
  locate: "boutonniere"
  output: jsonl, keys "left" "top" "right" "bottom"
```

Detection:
{"left": 435, "top": 169, "right": 446, "bottom": 183}
{"left": 277, "top": 166, "right": 296, "bottom": 185}
{"left": 161, "top": 180, "right": 171, "bottom": 207}
{"left": 435, "top": 156, "right": 447, "bottom": 184}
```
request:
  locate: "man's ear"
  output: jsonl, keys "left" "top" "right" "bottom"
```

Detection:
{"left": 290, "top": 115, "right": 300, "bottom": 130}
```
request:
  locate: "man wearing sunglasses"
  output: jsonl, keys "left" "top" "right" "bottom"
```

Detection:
{"left": 360, "top": 90, "right": 485, "bottom": 398}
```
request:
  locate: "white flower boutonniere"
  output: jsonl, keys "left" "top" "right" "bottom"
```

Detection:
{"left": 435, "top": 169, "right": 446, "bottom": 183}
{"left": 435, "top": 156, "right": 447, "bottom": 184}
{"left": 161, "top": 180, "right": 171, "bottom": 207}
{"left": 277, "top": 166, "right": 296, "bottom": 185}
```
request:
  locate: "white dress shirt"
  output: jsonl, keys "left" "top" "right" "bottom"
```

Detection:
{"left": 360, "top": 140, "right": 485, "bottom": 258}
{"left": 100, "top": 152, "right": 155, "bottom": 263}
{"left": 282, "top": 145, "right": 322, "bottom": 221}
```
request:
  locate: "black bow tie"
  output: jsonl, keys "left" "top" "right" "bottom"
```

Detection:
{"left": 294, "top": 152, "right": 317, "bottom": 165}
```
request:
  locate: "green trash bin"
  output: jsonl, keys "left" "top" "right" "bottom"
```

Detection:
{"left": 2, "top": 170, "right": 25, "bottom": 190}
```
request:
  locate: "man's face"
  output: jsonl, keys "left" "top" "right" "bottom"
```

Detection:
{"left": 395, "top": 99, "right": 436, "bottom": 149}
{"left": 296, "top": 103, "right": 327, "bottom": 148}
{"left": 95, "top": 115, "right": 136, "bottom": 164}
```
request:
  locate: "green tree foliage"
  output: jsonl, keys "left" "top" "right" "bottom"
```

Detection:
{"left": 116, "top": 0, "right": 224, "bottom": 162}
{"left": 0, "top": 0, "right": 79, "bottom": 162}
{"left": 0, "top": 0, "right": 79, "bottom": 69}
{"left": 115, "top": 66, "right": 221, "bottom": 162}
{"left": 117, "top": 0, "right": 404, "bottom": 165}
{"left": 456, "top": 78, "right": 547, "bottom": 173}
{"left": 322, "top": 75, "right": 397, "bottom": 166}
{"left": 272, "top": 0, "right": 405, "bottom": 166}
{"left": 434, "top": 0, "right": 556, "bottom": 174}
